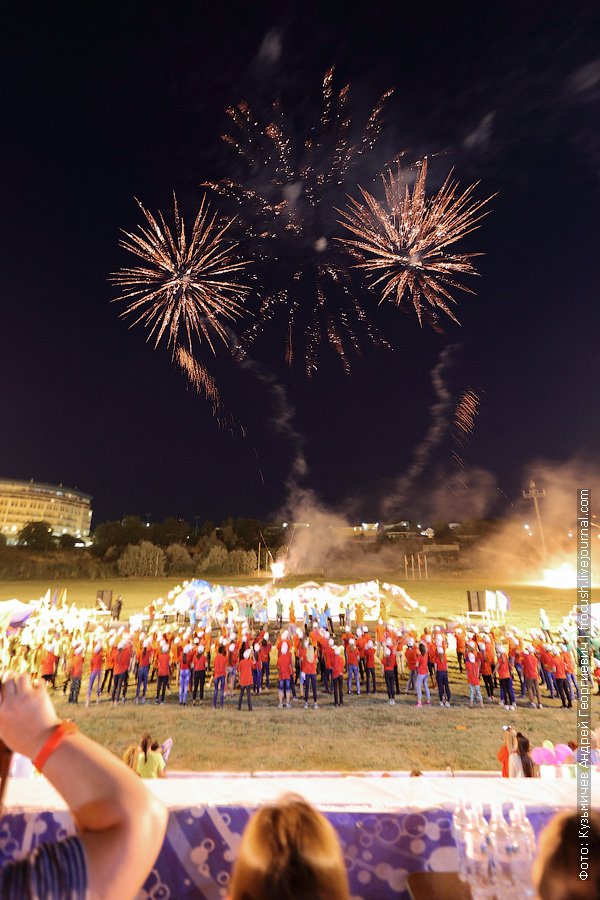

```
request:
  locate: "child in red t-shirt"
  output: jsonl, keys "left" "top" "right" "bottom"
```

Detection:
{"left": 365, "top": 641, "right": 377, "bottom": 694}
{"left": 465, "top": 652, "right": 483, "bottom": 707}
{"left": 405, "top": 641, "right": 418, "bottom": 695}
{"left": 213, "top": 646, "right": 227, "bottom": 709}
{"left": 382, "top": 647, "right": 396, "bottom": 704}
{"left": 301, "top": 640, "right": 318, "bottom": 708}
{"left": 277, "top": 641, "right": 293, "bottom": 708}
{"left": 237, "top": 650, "right": 254, "bottom": 711}
{"left": 68, "top": 646, "right": 84, "bottom": 704}
{"left": 332, "top": 647, "right": 345, "bottom": 707}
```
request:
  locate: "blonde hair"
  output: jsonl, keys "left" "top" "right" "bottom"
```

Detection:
{"left": 229, "top": 794, "right": 349, "bottom": 900}
{"left": 122, "top": 745, "right": 139, "bottom": 772}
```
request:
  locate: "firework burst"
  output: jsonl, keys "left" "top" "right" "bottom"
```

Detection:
{"left": 338, "top": 159, "right": 494, "bottom": 326}
{"left": 112, "top": 194, "right": 249, "bottom": 352}
{"left": 203, "top": 68, "right": 393, "bottom": 376}
{"left": 111, "top": 194, "right": 250, "bottom": 411}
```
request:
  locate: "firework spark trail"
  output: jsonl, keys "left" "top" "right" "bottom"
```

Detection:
{"left": 203, "top": 67, "right": 394, "bottom": 377}
{"left": 175, "top": 347, "right": 222, "bottom": 411}
{"left": 452, "top": 388, "right": 481, "bottom": 469}
{"left": 338, "top": 158, "right": 494, "bottom": 327}
{"left": 453, "top": 389, "right": 480, "bottom": 440}
{"left": 112, "top": 194, "right": 251, "bottom": 416}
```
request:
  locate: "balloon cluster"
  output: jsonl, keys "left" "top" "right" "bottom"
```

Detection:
{"left": 531, "top": 740, "right": 572, "bottom": 766}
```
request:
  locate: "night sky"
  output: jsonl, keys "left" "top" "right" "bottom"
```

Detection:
{"left": 3, "top": 1, "right": 599, "bottom": 526}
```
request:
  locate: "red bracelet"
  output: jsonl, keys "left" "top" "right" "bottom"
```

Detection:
{"left": 33, "top": 721, "right": 79, "bottom": 773}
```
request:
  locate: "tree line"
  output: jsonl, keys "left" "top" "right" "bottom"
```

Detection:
{"left": 0, "top": 516, "right": 286, "bottom": 579}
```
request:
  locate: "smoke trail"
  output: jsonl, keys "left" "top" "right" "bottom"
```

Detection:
{"left": 381, "top": 344, "right": 461, "bottom": 517}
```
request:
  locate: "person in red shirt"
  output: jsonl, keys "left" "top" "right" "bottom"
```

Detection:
{"left": 212, "top": 645, "right": 227, "bottom": 709}
{"left": 497, "top": 726, "right": 517, "bottom": 777}
{"left": 455, "top": 628, "right": 466, "bottom": 673}
{"left": 258, "top": 638, "right": 272, "bottom": 692}
{"left": 111, "top": 641, "right": 133, "bottom": 705}
{"left": 478, "top": 642, "right": 495, "bottom": 701}
{"left": 496, "top": 646, "right": 516, "bottom": 709}
{"left": 301, "top": 640, "right": 318, "bottom": 709}
{"left": 277, "top": 641, "right": 293, "bottom": 708}
{"left": 227, "top": 641, "right": 240, "bottom": 697}
{"left": 404, "top": 640, "right": 418, "bottom": 695}
{"left": 540, "top": 644, "right": 558, "bottom": 699}
{"left": 346, "top": 639, "right": 360, "bottom": 695}
{"left": 192, "top": 643, "right": 207, "bottom": 704}
{"left": 415, "top": 643, "right": 431, "bottom": 707}
{"left": 365, "top": 640, "right": 377, "bottom": 694}
{"left": 178, "top": 643, "right": 194, "bottom": 706}
{"left": 433, "top": 640, "right": 451, "bottom": 707}
{"left": 523, "top": 646, "right": 542, "bottom": 708}
{"left": 237, "top": 649, "right": 254, "bottom": 711}
{"left": 323, "top": 639, "right": 336, "bottom": 695}
{"left": 332, "top": 647, "right": 345, "bottom": 707}
{"left": 356, "top": 629, "right": 367, "bottom": 685}
{"left": 382, "top": 647, "right": 396, "bottom": 704}
{"left": 101, "top": 642, "right": 117, "bottom": 695}
{"left": 561, "top": 645, "right": 579, "bottom": 699}
{"left": 551, "top": 648, "right": 573, "bottom": 708}
{"left": 155, "top": 642, "right": 171, "bottom": 704}
{"left": 68, "top": 646, "right": 85, "bottom": 704}
{"left": 465, "top": 651, "right": 483, "bottom": 707}
{"left": 40, "top": 645, "right": 58, "bottom": 689}
{"left": 86, "top": 643, "right": 104, "bottom": 706}
{"left": 252, "top": 642, "right": 263, "bottom": 695}
{"left": 135, "top": 640, "right": 153, "bottom": 704}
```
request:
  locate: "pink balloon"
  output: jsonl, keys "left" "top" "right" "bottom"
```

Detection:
{"left": 531, "top": 747, "right": 546, "bottom": 766}
{"left": 554, "top": 744, "right": 572, "bottom": 763}
{"left": 541, "top": 748, "right": 556, "bottom": 765}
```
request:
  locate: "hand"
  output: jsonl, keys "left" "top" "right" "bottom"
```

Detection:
{"left": 0, "top": 672, "right": 60, "bottom": 759}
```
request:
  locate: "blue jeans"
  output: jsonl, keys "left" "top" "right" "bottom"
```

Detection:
{"left": 179, "top": 669, "right": 190, "bottom": 704}
{"left": 542, "top": 667, "right": 556, "bottom": 697}
{"left": 406, "top": 670, "right": 417, "bottom": 693}
{"left": 416, "top": 673, "right": 430, "bottom": 703}
{"left": 136, "top": 666, "right": 149, "bottom": 700}
{"left": 213, "top": 675, "right": 225, "bottom": 708}
{"left": 567, "top": 672, "right": 580, "bottom": 698}
{"left": 347, "top": 665, "right": 360, "bottom": 694}
{"left": 436, "top": 670, "right": 450, "bottom": 702}
{"left": 87, "top": 669, "right": 101, "bottom": 700}
{"left": 514, "top": 662, "right": 526, "bottom": 696}
{"left": 469, "top": 683, "right": 482, "bottom": 702}
{"left": 366, "top": 667, "right": 377, "bottom": 693}
{"left": 261, "top": 660, "right": 270, "bottom": 689}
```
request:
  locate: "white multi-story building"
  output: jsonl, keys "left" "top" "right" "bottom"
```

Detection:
{"left": 0, "top": 479, "right": 92, "bottom": 543}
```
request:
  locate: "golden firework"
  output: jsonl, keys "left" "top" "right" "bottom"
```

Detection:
{"left": 338, "top": 159, "right": 494, "bottom": 324}
{"left": 111, "top": 194, "right": 249, "bottom": 353}
{"left": 203, "top": 68, "right": 393, "bottom": 376}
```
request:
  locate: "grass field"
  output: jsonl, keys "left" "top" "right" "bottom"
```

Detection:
{"left": 3, "top": 573, "right": 585, "bottom": 772}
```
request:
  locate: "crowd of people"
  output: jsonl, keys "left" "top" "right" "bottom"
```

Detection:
{"left": 1, "top": 592, "right": 587, "bottom": 714}
{"left": 0, "top": 669, "right": 596, "bottom": 898}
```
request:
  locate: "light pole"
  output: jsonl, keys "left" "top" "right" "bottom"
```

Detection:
{"left": 523, "top": 480, "right": 547, "bottom": 558}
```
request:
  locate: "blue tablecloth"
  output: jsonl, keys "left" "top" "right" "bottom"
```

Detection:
{"left": 0, "top": 804, "right": 559, "bottom": 898}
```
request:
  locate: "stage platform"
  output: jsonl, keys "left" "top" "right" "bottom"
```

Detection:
{"left": 2, "top": 772, "right": 582, "bottom": 899}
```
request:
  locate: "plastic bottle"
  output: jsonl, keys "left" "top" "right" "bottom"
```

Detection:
{"left": 451, "top": 798, "right": 470, "bottom": 882}
{"left": 487, "top": 804, "right": 515, "bottom": 890}
{"left": 464, "top": 807, "right": 495, "bottom": 899}
{"left": 508, "top": 804, "right": 536, "bottom": 897}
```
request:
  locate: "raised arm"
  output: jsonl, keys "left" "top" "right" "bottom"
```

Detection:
{"left": 0, "top": 672, "right": 167, "bottom": 900}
